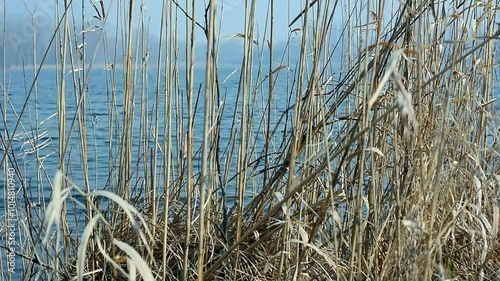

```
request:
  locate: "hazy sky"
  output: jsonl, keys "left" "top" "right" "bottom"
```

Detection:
{"left": 6, "top": 0, "right": 305, "bottom": 42}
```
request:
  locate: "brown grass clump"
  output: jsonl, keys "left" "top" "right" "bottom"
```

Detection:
{"left": 1, "top": 0, "right": 499, "bottom": 280}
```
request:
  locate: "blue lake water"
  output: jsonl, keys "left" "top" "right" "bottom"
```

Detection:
{"left": 0, "top": 65, "right": 303, "bottom": 277}
{"left": 2, "top": 65, "right": 498, "bottom": 213}
{"left": 0, "top": 64, "right": 498, "bottom": 278}
{"left": 0, "top": 64, "right": 299, "bottom": 231}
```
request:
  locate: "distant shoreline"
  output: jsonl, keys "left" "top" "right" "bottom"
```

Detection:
{"left": 5, "top": 64, "right": 122, "bottom": 71}
{"left": 3, "top": 63, "right": 245, "bottom": 72}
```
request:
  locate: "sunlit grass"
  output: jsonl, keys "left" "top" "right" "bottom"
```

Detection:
{"left": 1, "top": 0, "right": 499, "bottom": 280}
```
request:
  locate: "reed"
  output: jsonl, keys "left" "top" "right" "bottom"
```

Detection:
{"left": 0, "top": 0, "right": 499, "bottom": 280}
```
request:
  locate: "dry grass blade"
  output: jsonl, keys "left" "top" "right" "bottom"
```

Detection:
{"left": 77, "top": 214, "right": 102, "bottom": 281}
{"left": 368, "top": 49, "right": 402, "bottom": 111}
{"left": 89, "top": 190, "right": 155, "bottom": 255}
{"left": 289, "top": 239, "right": 336, "bottom": 267}
{"left": 393, "top": 71, "right": 418, "bottom": 132}
{"left": 113, "top": 239, "right": 155, "bottom": 281}
{"left": 42, "top": 170, "right": 70, "bottom": 245}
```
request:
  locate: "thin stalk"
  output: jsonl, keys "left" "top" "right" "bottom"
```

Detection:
{"left": 183, "top": 0, "right": 196, "bottom": 279}
{"left": 198, "top": 1, "right": 217, "bottom": 279}
{"left": 117, "top": 0, "right": 134, "bottom": 200}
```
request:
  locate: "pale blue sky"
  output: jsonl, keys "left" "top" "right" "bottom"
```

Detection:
{"left": 8, "top": 0, "right": 305, "bottom": 42}
{"left": 129, "top": 0, "right": 304, "bottom": 41}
